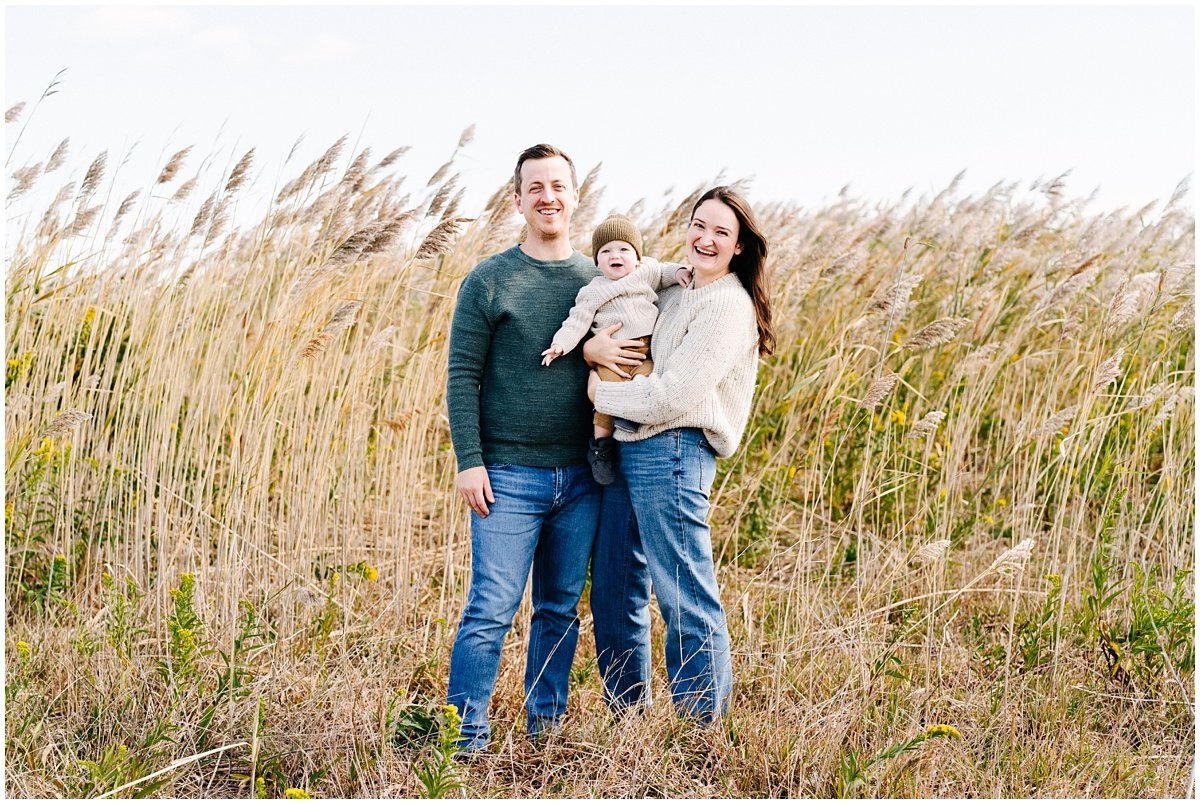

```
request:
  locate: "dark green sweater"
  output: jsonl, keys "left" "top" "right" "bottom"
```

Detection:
{"left": 447, "top": 245, "right": 599, "bottom": 471}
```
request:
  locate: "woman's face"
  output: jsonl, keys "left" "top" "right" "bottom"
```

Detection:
{"left": 686, "top": 199, "right": 743, "bottom": 275}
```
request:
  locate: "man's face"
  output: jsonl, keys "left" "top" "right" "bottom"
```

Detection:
{"left": 513, "top": 156, "right": 578, "bottom": 240}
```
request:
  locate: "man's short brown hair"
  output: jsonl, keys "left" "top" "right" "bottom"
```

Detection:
{"left": 513, "top": 144, "right": 577, "bottom": 194}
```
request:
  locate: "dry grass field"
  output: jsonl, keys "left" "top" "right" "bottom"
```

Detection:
{"left": 4, "top": 115, "right": 1195, "bottom": 797}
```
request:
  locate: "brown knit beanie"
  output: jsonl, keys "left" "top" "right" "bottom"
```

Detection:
{"left": 591, "top": 214, "right": 643, "bottom": 262}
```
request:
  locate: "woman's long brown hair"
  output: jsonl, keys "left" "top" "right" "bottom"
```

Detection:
{"left": 692, "top": 186, "right": 775, "bottom": 356}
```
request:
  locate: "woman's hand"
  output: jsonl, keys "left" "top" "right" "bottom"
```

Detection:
{"left": 587, "top": 369, "right": 599, "bottom": 402}
{"left": 582, "top": 323, "right": 645, "bottom": 379}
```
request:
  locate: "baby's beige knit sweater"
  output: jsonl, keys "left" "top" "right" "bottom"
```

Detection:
{"left": 594, "top": 272, "right": 759, "bottom": 458}
{"left": 549, "top": 257, "right": 680, "bottom": 355}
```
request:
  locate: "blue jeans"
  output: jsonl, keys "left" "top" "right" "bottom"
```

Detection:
{"left": 447, "top": 462, "right": 600, "bottom": 750}
{"left": 591, "top": 428, "right": 733, "bottom": 720}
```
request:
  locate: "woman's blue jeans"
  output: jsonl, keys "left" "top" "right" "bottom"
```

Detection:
{"left": 447, "top": 462, "right": 600, "bottom": 750}
{"left": 592, "top": 428, "right": 733, "bottom": 720}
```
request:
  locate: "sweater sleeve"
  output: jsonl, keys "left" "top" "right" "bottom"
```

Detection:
{"left": 550, "top": 279, "right": 617, "bottom": 355}
{"left": 594, "top": 291, "right": 752, "bottom": 425}
{"left": 646, "top": 256, "right": 688, "bottom": 291}
{"left": 446, "top": 271, "right": 492, "bottom": 471}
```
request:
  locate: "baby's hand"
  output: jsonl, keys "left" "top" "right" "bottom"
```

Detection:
{"left": 676, "top": 266, "right": 693, "bottom": 287}
{"left": 541, "top": 346, "right": 563, "bottom": 366}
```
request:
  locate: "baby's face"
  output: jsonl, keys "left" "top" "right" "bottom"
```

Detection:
{"left": 596, "top": 240, "right": 638, "bottom": 281}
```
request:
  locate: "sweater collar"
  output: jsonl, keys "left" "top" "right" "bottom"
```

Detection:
{"left": 510, "top": 244, "right": 586, "bottom": 268}
{"left": 686, "top": 271, "right": 742, "bottom": 296}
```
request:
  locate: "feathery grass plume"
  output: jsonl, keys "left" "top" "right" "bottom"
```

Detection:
{"left": 1166, "top": 175, "right": 1191, "bottom": 209}
{"left": 860, "top": 371, "right": 900, "bottom": 409}
{"left": 1106, "top": 271, "right": 1158, "bottom": 332}
{"left": 1128, "top": 380, "right": 1169, "bottom": 411}
{"left": 426, "top": 158, "right": 454, "bottom": 188}
{"left": 8, "top": 162, "right": 42, "bottom": 200}
{"left": 1029, "top": 405, "right": 1077, "bottom": 439}
{"left": 426, "top": 174, "right": 459, "bottom": 218}
{"left": 1151, "top": 386, "right": 1192, "bottom": 431}
{"left": 870, "top": 273, "right": 921, "bottom": 317}
{"left": 376, "top": 146, "right": 409, "bottom": 170}
{"left": 66, "top": 205, "right": 102, "bottom": 236}
{"left": 340, "top": 148, "right": 371, "bottom": 192}
{"left": 1091, "top": 346, "right": 1125, "bottom": 393}
{"left": 156, "top": 146, "right": 192, "bottom": 184}
{"left": 206, "top": 197, "right": 232, "bottom": 244}
{"left": 903, "top": 317, "right": 971, "bottom": 351}
{"left": 367, "top": 324, "right": 401, "bottom": 353}
{"left": 80, "top": 150, "right": 108, "bottom": 196}
{"left": 225, "top": 148, "right": 255, "bottom": 193}
{"left": 301, "top": 301, "right": 363, "bottom": 358}
{"left": 171, "top": 176, "right": 197, "bottom": 203}
{"left": 114, "top": 190, "right": 140, "bottom": 222}
{"left": 45, "top": 137, "right": 70, "bottom": 172}
{"left": 456, "top": 124, "right": 476, "bottom": 150}
{"left": 909, "top": 410, "right": 946, "bottom": 440}
{"left": 5, "top": 101, "right": 26, "bottom": 123}
{"left": 821, "top": 244, "right": 868, "bottom": 279}
{"left": 572, "top": 162, "right": 605, "bottom": 230}
{"left": 1170, "top": 300, "right": 1193, "bottom": 332}
{"left": 190, "top": 193, "right": 217, "bottom": 237}
{"left": 957, "top": 343, "right": 1001, "bottom": 376}
{"left": 326, "top": 221, "right": 384, "bottom": 267}
{"left": 45, "top": 409, "right": 93, "bottom": 439}
{"left": 441, "top": 187, "right": 465, "bottom": 221}
{"left": 912, "top": 539, "right": 951, "bottom": 567}
{"left": 415, "top": 216, "right": 471, "bottom": 260}
{"left": 1038, "top": 254, "right": 1101, "bottom": 312}
{"left": 279, "top": 134, "right": 348, "bottom": 203}
{"left": 987, "top": 537, "right": 1036, "bottom": 577}
{"left": 364, "top": 211, "right": 414, "bottom": 257}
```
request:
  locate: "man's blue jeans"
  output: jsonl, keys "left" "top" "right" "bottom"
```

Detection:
{"left": 447, "top": 462, "right": 600, "bottom": 750}
{"left": 592, "top": 428, "right": 733, "bottom": 720}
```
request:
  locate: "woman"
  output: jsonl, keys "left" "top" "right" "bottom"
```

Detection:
{"left": 583, "top": 186, "right": 774, "bottom": 721}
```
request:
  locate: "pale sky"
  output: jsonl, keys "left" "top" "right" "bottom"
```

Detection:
{"left": 4, "top": 4, "right": 1195, "bottom": 226}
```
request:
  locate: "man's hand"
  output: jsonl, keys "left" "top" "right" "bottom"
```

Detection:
{"left": 540, "top": 345, "right": 563, "bottom": 366}
{"left": 676, "top": 266, "right": 693, "bottom": 287}
{"left": 456, "top": 466, "right": 495, "bottom": 517}
{"left": 582, "top": 323, "right": 645, "bottom": 379}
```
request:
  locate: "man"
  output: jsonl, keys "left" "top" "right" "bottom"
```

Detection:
{"left": 445, "top": 143, "right": 603, "bottom": 751}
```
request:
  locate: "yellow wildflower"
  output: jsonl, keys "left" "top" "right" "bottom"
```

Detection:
{"left": 283, "top": 788, "right": 311, "bottom": 799}
{"left": 996, "top": 497, "right": 1008, "bottom": 507}
{"left": 925, "top": 724, "right": 962, "bottom": 739}
{"left": 16, "top": 640, "right": 30, "bottom": 659}
{"left": 787, "top": 465, "right": 798, "bottom": 481}
{"left": 889, "top": 409, "right": 907, "bottom": 426}
{"left": 363, "top": 565, "right": 379, "bottom": 582}
{"left": 983, "top": 515, "right": 995, "bottom": 526}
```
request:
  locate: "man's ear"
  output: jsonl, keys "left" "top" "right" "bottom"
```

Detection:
{"left": 513, "top": 192, "right": 523, "bottom": 214}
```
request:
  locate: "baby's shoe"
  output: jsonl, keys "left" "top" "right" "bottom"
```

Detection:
{"left": 588, "top": 437, "right": 617, "bottom": 485}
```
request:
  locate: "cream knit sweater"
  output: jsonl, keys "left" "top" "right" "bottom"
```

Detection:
{"left": 593, "top": 272, "right": 759, "bottom": 458}
{"left": 549, "top": 257, "right": 680, "bottom": 355}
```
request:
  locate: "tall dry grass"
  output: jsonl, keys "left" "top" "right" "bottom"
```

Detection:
{"left": 4, "top": 113, "right": 1195, "bottom": 797}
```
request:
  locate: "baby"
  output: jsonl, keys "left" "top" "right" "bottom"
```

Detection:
{"left": 541, "top": 213, "right": 687, "bottom": 485}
